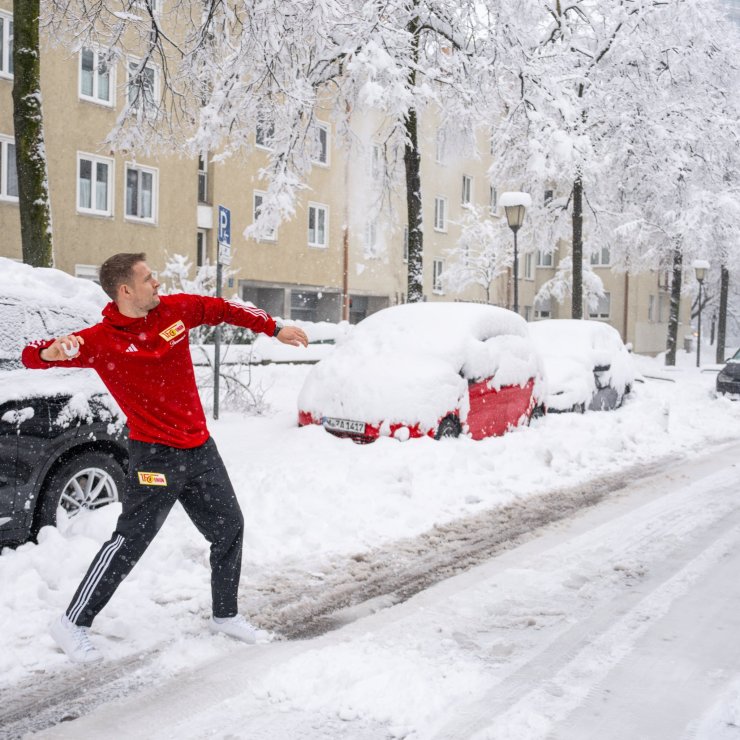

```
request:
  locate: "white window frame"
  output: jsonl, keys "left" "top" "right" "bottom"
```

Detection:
{"left": 648, "top": 294, "right": 657, "bottom": 323}
{"left": 524, "top": 252, "right": 534, "bottom": 280}
{"left": 79, "top": 46, "right": 115, "bottom": 107}
{"left": 433, "top": 259, "right": 445, "bottom": 294}
{"left": 0, "top": 135, "right": 18, "bottom": 202}
{"left": 77, "top": 152, "right": 114, "bottom": 217}
{"left": 544, "top": 188, "right": 554, "bottom": 206}
{"left": 590, "top": 245, "right": 611, "bottom": 267}
{"left": 125, "top": 162, "right": 158, "bottom": 223}
{"left": 489, "top": 185, "right": 497, "bottom": 215}
{"left": 537, "top": 249, "right": 554, "bottom": 267}
{"left": 0, "top": 12, "right": 13, "bottom": 79}
{"left": 126, "top": 56, "right": 159, "bottom": 115}
{"left": 197, "top": 230, "right": 208, "bottom": 266}
{"left": 435, "top": 128, "right": 446, "bottom": 164}
{"left": 307, "top": 202, "right": 329, "bottom": 248}
{"left": 434, "top": 196, "right": 448, "bottom": 232}
{"left": 74, "top": 264, "right": 101, "bottom": 282}
{"left": 197, "top": 153, "right": 208, "bottom": 204}
{"left": 462, "top": 175, "right": 473, "bottom": 205}
{"left": 365, "top": 220, "right": 377, "bottom": 250}
{"left": 253, "top": 190, "right": 277, "bottom": 241}
{"left": 588, "top": 292, "right": 611, "bottom": 320}
{"left": 535, "top": 297, "right": 552, "bottom": 319}
{"left": 312, "top": 121, "right": 330, "bottom": 166}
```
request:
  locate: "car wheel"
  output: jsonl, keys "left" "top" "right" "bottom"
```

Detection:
{"left": 435, "top": 415, "right": 461, "bottom": 440}
{"left": 33, "top": 450, "right": 125, "bottom": 536}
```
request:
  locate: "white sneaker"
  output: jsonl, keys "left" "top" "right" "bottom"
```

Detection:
{"left": 50, "top": 614, "right": 103, "bottom": 664}
{"left": 209, "top": 615, "right": 268, "bottom": 644}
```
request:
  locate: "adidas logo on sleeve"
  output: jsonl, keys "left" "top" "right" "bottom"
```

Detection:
{"left": 125, "top": 344, "right": 138, "bottom": 353}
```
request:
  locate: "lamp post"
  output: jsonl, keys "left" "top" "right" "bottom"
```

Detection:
{"left": 500, "top": 191, "right": 531, "bottom": 314}
{"left": 693, "top": 259, "right": 709, "bottom": 368}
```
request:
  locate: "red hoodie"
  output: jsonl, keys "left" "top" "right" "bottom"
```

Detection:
{"left": 21, "top": 293, "right": 277, "bottom": 449}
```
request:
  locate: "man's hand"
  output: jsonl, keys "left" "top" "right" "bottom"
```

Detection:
{"left": 40, "top": 335, "right": 85, "bottom": 362}
{"left": 276, "top": 326, "right": 308, "bottom": 348}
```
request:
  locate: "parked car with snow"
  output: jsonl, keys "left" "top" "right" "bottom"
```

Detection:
{"left": 297, "top": 302, "right": 545, "bottom": 442}
{"left": 527, "top": 319, "right": 635, "bottom": 413}
{"left": 0, "top": 258, "right": 127, "bottom": 547}
{"left": 716, "top": 348, "right": 740, "bottom": 398}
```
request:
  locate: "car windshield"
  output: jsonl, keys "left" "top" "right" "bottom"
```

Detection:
{"left": 730, "top": 348, "right": 740, "bottom": 362}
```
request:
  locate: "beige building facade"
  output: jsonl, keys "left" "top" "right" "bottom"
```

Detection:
{"left": 0, "top": 0, "right": 687, "bottom": 353}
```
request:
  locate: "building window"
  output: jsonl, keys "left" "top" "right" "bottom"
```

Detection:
{"left": 535, "top": 297, "right": 552, "bottom": 319}
{"left": 433, "top": 259, "right": 444, "bottom": 294}
{"left": 127, "top": 59, "right": 157, "bottom": 113}
{"left": 371, "top": 144, "right": 382, "bottom": 180}
{"left": 537, "top": 249, "right": 554, "bottom": 267}
{"left": 125, "top": 164, "right": 156, "bottom": 222}
{"left": 290, "top": 290, "right": 319, "bottom": 322}
{"left": 365, "top": 220, "right": 377, "bottom": 250}
{"left": 544, "top": 189, "right": 554, "bottom": 206}
{"left": 434, "top": 196, "right": 447, "bottom": 232}
{"left": 435, "top": 128, "right": 446, "bottom": 164}
{"left": 648, "top": 295, "right": 657, "bottom": 323}
{"left": 403, "top": 225, "right": 409, "bottom": 262}
{"left": 197, "top": 230, "right": 207, "bottom": 266}
{"left": 462, "top": 175, "right": 473, "bottom": 205}
{"left": 77, "top": 153, "right": 113, "bottom": 216}
{"left": 0, "top": 14, "right": 13, "bottom": 78}
{"left": 253, "top": 191, "right": 277, "bottom": 240}
{"left": 590, "top": 246, "right": 611, "bottom": 267}
{"left": 256, "top": 118, "right": 274, "bottom": 149}
{"left": 524, "top": 306, "right": 532, "bottom": 321}
{"left": 0, "top": 136, "right": 18, "bottom": 201}
{"left": 312, "top": 122, "right": 330, "bottom": 165}
{"left": 308, "top": 202, "right": 328, "bottom": 247}
{"left": 489, "top": 185, "right": 497, "bottom": 214}
{"left": 197, "top": 154, "right": 208, "bottom": 204}
{"left": 589, "top": 292, "right": 611, "bottom": 320}
{"left": 79, "top": 48, "right": 113, "bottom": 105}
{"left": 75, "top": 264, "right": 100, "bottom": 282}
{"left": 524, "top": 252, "right": 533, "bottom": 279}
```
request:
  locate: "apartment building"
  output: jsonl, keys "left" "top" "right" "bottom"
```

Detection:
{"left": 0, "top": 0, "right": 687, "bottom": 353}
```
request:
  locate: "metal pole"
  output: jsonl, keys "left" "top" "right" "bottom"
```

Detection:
{"left": 512, "top": 228, "right": 519, "bottom": 314}
{"left": 696, "top": 281, "right": 702, "bottom": 368}
{"left": 214, "top": 261, "right": 222, "bottom": 419}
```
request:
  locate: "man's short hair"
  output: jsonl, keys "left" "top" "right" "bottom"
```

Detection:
{"left": 99, "top": 253, "right": 147, "bottom": 301}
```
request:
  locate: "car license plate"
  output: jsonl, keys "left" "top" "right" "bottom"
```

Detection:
{"left": 323, "top": 417, "right": 366, "bottom": 434}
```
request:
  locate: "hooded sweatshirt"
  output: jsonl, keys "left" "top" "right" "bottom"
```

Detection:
{"left": 21, "top": 293, "right": 277, "bottom": 448}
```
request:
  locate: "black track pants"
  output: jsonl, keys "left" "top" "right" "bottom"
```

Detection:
{"left": 65, "top": 437, "right": 244, "bottom": 627}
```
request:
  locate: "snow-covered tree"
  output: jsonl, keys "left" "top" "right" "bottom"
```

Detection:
{"left": 535, "top": 257, "right": 605, "bottom": 314}
{"left": 442, "top": 205, "right": 511, "bottom": 303}
{"left": 44, "top": 0, "right": 491, "bottom": 302}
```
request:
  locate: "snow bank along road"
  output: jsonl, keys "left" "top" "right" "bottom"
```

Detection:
{"left": 14, "top": 440, "right": 740, "bottom": 739}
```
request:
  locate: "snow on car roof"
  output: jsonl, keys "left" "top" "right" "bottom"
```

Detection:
{"left": 0, "top": 257, "right": 107, "bottom": 315}
{"left": 298, "top": 302, "right": 543, "bottom": 429}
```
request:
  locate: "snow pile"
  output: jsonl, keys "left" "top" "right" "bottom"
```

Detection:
{"left": 528, "top": 319, "right": 636, "bottom": 411}
{"left": 297, "top": 302, "right": 542, "bottom": 429}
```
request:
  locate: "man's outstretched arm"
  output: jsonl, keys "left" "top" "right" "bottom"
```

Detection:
{"left": 22, "top": 333, "right": 91, "bottom": 369}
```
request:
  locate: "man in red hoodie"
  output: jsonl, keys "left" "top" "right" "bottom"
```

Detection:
{"left": 22, "top": 252, "right": 308, "bottom": 663}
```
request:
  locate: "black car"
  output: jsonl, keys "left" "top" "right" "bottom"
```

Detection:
{"left": 716, "top": 348, "right": 740, "bottom": 398}
{"left": 0, "top": 266, "right": 128, "bottom": 547}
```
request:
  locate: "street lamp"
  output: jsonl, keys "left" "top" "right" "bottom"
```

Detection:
{"left": 693, "top": 259, "right": 709, "bottom": 368}
{"left": 500, "top": 191, "right": 532, "bottom": 314}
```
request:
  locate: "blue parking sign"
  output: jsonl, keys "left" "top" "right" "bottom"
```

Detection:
{"left": 218, "top": 205, "right": 231, "bottom": 247}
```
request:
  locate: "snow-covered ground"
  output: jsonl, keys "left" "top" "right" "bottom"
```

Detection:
{"left": 2, "top": 347, "right": 740, "bottom": 738}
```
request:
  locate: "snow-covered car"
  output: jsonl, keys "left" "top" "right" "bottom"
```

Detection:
{"left": 297, "top": 302, "right": 545, "bottom": 442}
{"left": 716, "top": 347, "right": 740, "bottom": 398}
{"left": 527, "top": 319, "right": 635, "bottom": 413}
{"left": 0, "top": 258, "right": 127, "bottom": 547}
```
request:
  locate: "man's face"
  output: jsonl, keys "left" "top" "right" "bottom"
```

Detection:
{"left": 124, "top": 261, "right": 161, "bottom": 314}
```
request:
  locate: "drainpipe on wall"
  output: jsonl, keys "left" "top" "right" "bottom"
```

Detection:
{"left": 623, "top": 272, "right": 630, "bottom": 344}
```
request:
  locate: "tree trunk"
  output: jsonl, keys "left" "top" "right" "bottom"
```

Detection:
{"left": 571, "top": 174, "right": 583, "bottom": 319}
{"left": 12, "top": 0, "right": 53, "bottom": 267}
{"left": 404, "top": 107, "right": 423, "bottom": 303}
{"left": 665, "top": 245, "right": 683, "bottom": 366}
{"left": 716, "top": 264, "right": 729, "bottom": 363}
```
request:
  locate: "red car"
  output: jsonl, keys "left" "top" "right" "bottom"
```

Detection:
{"left": 298, "top": 302, "right": 544, "bottom": 443}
